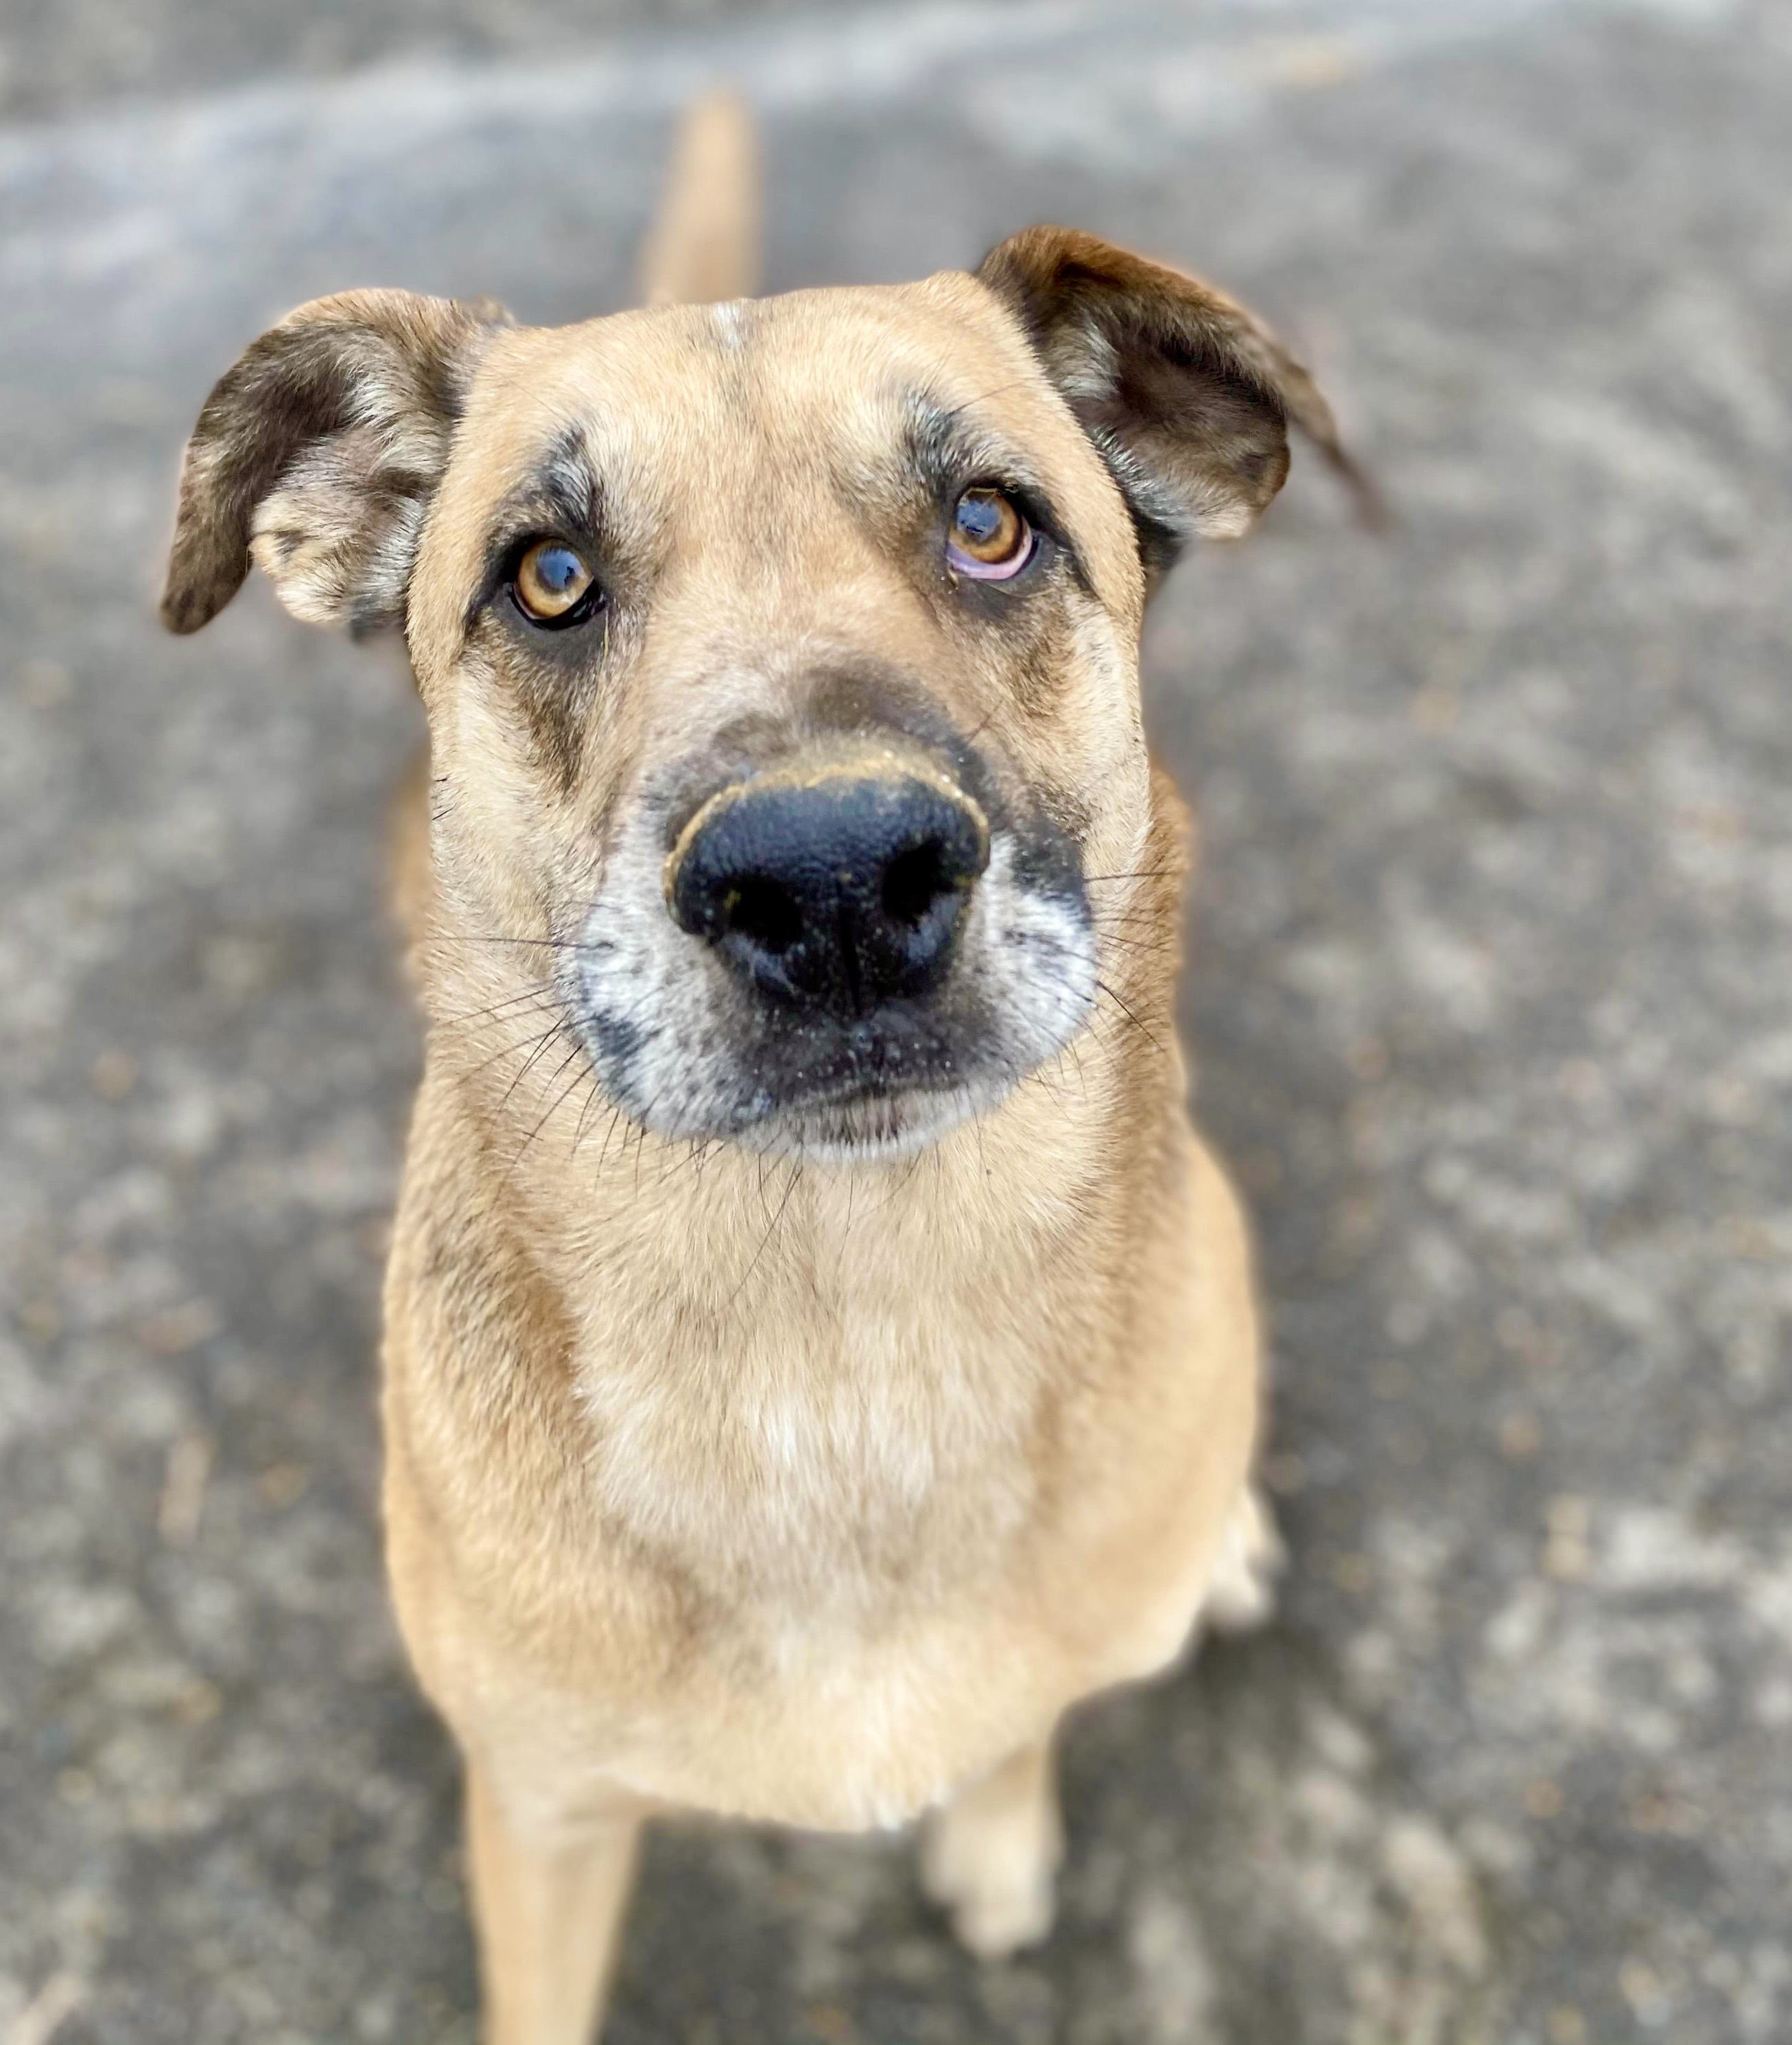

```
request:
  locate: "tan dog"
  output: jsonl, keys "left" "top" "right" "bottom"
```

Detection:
{"left": 163, "top": 95, "right": 1360, "bottom": 2045}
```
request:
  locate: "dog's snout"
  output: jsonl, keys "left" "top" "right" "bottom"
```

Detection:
{"left": 667, "top": 767, "right": 989, "bottom": 1015}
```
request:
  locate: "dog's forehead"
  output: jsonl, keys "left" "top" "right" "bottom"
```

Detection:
{"left": 447, "top": 273, "right": 1086, "bottom": 521}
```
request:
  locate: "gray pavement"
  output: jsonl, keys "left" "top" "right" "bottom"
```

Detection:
{"left": 3, "top": 1, "right": 1791, "bottom": 2040}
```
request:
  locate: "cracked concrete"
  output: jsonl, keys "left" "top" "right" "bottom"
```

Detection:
{"left": 3, "top": 1, "right": 1790, "bottom": 2039}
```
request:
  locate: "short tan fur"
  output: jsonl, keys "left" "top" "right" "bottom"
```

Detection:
{"left": 161, "top": 91, "right": 1358, "bottom": 2042}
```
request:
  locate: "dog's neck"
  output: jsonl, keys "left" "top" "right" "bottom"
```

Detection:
{"left": 408, "top": 776, "right": 1189, "bottom": 1607}
{"left": 423, "top": 939, "right": 1182, "bottom": 1611}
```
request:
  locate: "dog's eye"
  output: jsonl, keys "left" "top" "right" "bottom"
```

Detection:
{"left": 947, "top": 489, "right": 1034, "bottom": 581}
{"left": 512, "top": 540, "right": 602, "bottom": 627}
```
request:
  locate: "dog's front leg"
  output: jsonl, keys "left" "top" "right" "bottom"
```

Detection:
{"left": 919, "top": 1734, "right": 1063, "bottom": 1959}
{"left": 464, "top": 1760, "right": 644, "bottom": 2045}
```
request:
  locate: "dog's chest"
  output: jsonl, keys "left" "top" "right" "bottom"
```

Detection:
{"left": 573, "top": 1290, "right": 1045, "bottom": 1615}
{"left": 508, "top": 1307, "right": 1088, "bottom": 1831}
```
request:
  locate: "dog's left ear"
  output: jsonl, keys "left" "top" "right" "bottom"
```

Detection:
{"left": 162, "top": 288, "right": 512, "bottom": 638}
{"left": 977, "top": 227, "right": 1374, "bottom": 576}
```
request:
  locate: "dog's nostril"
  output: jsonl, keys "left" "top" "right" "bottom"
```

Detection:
{"left": 670, "top": 765, "right": 988, "bottom": 1013}
{"left": 724, "top": 876, "right": 803, "bottom": 955}
{"left": 881, "top": 841, "right": 952, "bottom": 929}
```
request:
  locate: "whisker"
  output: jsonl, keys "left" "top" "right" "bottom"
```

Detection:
{"left": 935, "top": 375, "right": 1044, "bottom": 430}
{"left": 497, "top": 1020, "right": 578, "bottom": 1112}
{"left": 569, "top": 1064, "right": 609, "bottom": 1160}
{"left": 1094, "top": 931, "right": 1179, "bottom": 959}
{"left": 458, "top": 1021, "right": 570, "bottom": 1084}
{"left": 431, "top": 983, "right": 561, "bottom": 1032}
{"left": 506, "top": 1047, "right": 595, "bottom": 1176}
{"left": 1094, "top": 977, "right": 1166, "bottom": 1055}
{"left": 725, "top": 1156, "right": 803, "bottom": 1315}
{"left": 593, "top": 1099, "right": 629, "bottom": 1175}
{"left": 1081, "top": 865, "right": 1180, "bottom": 885}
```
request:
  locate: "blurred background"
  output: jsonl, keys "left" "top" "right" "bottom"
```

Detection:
{"left": 3, "top": 1, "right": 1790, "bottom": 2040}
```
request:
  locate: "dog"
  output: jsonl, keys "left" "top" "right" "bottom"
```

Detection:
{"left": 162, "top": 92, "right": 1363, "bottom": 2045}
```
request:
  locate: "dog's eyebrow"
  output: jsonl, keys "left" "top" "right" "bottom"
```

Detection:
{"left": 899, "top": 390, "right": 1093, "bottom": 598}
{"left": 462, "top": 427, "right": 605, "bottom": 635}
{"left": 901, "top": 390, "right": 1030, "bottom": 493}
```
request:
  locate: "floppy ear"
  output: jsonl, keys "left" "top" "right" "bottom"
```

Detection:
{"left": 161, "top": 289, "right": 512, "bottom": 638}
{"left": 978, "top": 226, "right": 1375, "bottom": 576}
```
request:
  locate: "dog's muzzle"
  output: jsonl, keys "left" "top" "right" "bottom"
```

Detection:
{"left": 664, "top": 756, "right": 990, "bottom": 1019}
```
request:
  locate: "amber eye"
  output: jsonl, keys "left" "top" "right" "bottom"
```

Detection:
{"left": 513, "top": 539, "right": 600, "bottom": 626}
{"left": 947, "top": 488, "right": 1033, "bottom": 581}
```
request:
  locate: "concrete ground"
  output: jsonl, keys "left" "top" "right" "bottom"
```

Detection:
{"left": 3, "top": 0, "right": 1790, "bottom": 2039}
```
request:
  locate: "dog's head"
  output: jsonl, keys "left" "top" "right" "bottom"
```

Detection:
{"left": 163, "top": 231, "right": 1349, "bottom": 1162}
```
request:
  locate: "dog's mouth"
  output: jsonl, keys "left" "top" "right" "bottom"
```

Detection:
{"left": 560, "top": 725, "right": 1098, "bottom": 1164}
{"left": 567, "top": 817, "right": 1096, "bottom": 1164}
{"left": 692, "top": 1005, "right": 1020, "bottom": 1161}
{"left": 569, "top": 952, "right": 1051, "bottom": 1162}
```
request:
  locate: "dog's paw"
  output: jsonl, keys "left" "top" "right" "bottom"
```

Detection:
{"left": 919, "top": 1760, "right": 1062, "bottom": 1960}
{"left": 1201, "top": 1482, "right": 1284, "bottom": 1635}
{"left": 920, "top": 1816, "right": 1057, "bottom": 1959}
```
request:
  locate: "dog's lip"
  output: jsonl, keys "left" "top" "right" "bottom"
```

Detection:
{"left": 729, "top": 1075, "right": 995, "bottom": 1162}
{"left": 731, "top": 1011, "right": 993, "bottom": 1119}
{"left": 748, "top": 1070, "right": 965, "bottom": 1119}
{"left": 737, "top": 1065, "right": 970, "bottom": 1128}
{"left": 712, "top": 1009, "right": 1007, "bottom": 1139}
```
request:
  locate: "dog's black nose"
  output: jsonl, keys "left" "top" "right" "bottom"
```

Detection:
{"left": 667, "top": 767, "right": 989, "bottom": 1014}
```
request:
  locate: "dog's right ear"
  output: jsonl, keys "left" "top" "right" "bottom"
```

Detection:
{"left": 161, "top": 289, "right": 512, "bottom": 638}
{"left": 977, "top": 228, "right": 1377, "bottom": 579}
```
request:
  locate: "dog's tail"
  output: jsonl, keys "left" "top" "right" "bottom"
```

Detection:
{"left": 639, "top": 91, "right": 761, "bottom": 307}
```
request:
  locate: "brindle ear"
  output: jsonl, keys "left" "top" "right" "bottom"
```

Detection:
{"left": 161, "top": 289, "right": 512, "bottom": 638}
{"left": 978, "top": 226, "right": 1376, "bottom": 575}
